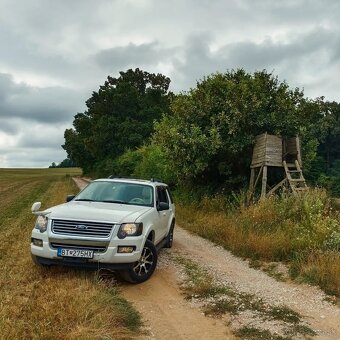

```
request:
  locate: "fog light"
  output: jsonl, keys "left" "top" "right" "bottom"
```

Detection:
{"left": 31, "top": 238, "right": 43, "bottom": 247}
{"left": 117, "top": 246, "right": 135, "bottom": 253}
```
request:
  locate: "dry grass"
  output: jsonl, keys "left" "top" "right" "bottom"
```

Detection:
{"left": 0, "top": 168, "right": 141, "bottom": 339}
{"left": 177, "top": 203, "right": 292, "bottom": 261}
{"left": 176, "top": 189, "right": 340, "bottom": 297}
{"left": 290, "top": 251, "right": 340, "bottom": 296}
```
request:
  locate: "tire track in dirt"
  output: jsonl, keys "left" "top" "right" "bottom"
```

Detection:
{"left": 121, "top": 261, "right": 233, "bottom": 339}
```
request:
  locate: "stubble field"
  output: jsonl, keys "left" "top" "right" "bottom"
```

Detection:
{"left": 0, "top": 168, "right": 141, "bottom": 339}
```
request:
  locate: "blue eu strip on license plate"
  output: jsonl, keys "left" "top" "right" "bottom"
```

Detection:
{"left": 57, "top": 248, "right": 94, "bottom": 259}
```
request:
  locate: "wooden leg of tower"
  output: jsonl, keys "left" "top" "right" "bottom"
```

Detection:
{"left": 247, "top": 168, "right": 255, "bottom": 204}
{"left": 261, "top": 166, "right": 267, "bottom": 199}
{"left": 249, "top": 168, "right": 255, "bottom": 193}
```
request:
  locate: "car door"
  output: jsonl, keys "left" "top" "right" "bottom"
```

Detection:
{"left": 155, "top": 186, "right": 170, "bottom": 242}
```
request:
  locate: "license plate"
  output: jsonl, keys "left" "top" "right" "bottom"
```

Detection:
{"left": 57, "top": 248, "right": 94, "bottom": 259}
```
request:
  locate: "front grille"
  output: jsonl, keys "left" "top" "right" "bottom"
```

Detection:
{"left": 50, "top": 243, "right": 107, "bottom": 253}
{"left": 52, "top": 219, "right": 114, "bottom": 238}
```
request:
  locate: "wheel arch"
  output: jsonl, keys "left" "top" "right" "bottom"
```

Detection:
{"left": 146, "top": 230, "right": 155, "bottom": 243}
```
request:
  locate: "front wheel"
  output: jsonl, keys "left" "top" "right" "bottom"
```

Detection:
{"left": 120, "top": 240, "right": 158, "bottom": 283}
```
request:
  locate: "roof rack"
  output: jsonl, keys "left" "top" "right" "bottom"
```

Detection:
{"left": 108, "top": 175, "right": 140, "bottom": 180}
{"left": 150, "top": 177, "right": 163, "bottom": 182}
{"left": 108, "top": 175, "right": 163, "bottom": 183}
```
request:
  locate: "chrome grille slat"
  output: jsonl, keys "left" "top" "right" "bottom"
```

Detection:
{"left": 52, "top": 228, "right": 109, "bottom": 234}
{"left": 52, "top": 219, "right": 114, "bottom": 238}
{"left": 51, "top": 243, "right": 107, "bottom": 253}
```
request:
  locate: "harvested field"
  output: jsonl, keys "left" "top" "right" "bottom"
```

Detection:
{"left": 0, "top": 168, "right": 141, "bottom": 339}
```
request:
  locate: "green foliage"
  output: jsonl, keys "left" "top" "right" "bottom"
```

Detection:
{"left": 63, "top": 68, "right": 171, "bottom": 174}
{"left": 132, "top": 144, "right": 176, "bottom": 184}
{"left": 112, "top": 149, "right": 143, "bottom": 177}
{"left": 317, "top": 101, "right": 340, "bottom": 167}
{"left": 110, "top": 144, "right": 176, "bottom": 184}
{"left": 304, "top": 100, "right": 340, "bottom": 193}
{"left": 62, "top": 66, "right": 340, "bottom": 194}
{"left": 154, "top": 69, "right": 320, "bottom": 187}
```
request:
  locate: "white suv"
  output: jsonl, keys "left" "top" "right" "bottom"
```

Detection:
{"left": 30, "top": 178, "right": 175, "bottom": 283}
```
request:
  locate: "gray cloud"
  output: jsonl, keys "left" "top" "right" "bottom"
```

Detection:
{"left": 170, "top": 27, "right": 340, "bottom": 98}
{"left": 16, "top": 124, "right": 67, "bottom": 148}
{"left": 0, "top": 0, "right": 340, "bottom": 167}
{"left": 0, "top": 147, "right": 66, "bottom": 167}
{"left": 0, "top": 118, "right": 19, "bottom": 134}
{"left": 95, "top": 42, "right": 175, "bottom": 72}
{"left": 0, "top": 73, "right": 83, "bottom": 123}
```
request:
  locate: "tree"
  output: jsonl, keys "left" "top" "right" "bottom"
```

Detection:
{"left": 317, "top": 100, "right": 340, "bottom": 170}
{"left": 63, "top": 68, "right": 171, "bottom": 174}
{"left": 154, "top": 69, "right": 320, "bottom": 188}
{"left": 48, "top": 158, "right": 77, "bottom": 169}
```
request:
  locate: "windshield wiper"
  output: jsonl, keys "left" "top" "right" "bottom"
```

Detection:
{"left": 100, "top": 200, "right": 128, "bottom": 204}
{"left": 74, "top": 198, "right": 96, "bottom": 202}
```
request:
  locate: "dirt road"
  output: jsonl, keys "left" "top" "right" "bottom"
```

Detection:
{"left": 122, "top": 261, "right": 233, "bottom": 339}
{"left": 73, "top": 177, "right": 340, "bottom": 339}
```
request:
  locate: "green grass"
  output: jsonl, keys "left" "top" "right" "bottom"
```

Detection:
{"left": 174, "top": 255, "right": 234, "bottom": 299}
{"left": 249, "top": 261, "right": 288, "bottom": 282}
{"left": 267, "top": 306, "right": 300, "bottom": 324}
{"left": 234, "top": 327, "right": 288, "bottom": 340}
{"left": 0, "top": 168, "right": 141, "bottom": 339}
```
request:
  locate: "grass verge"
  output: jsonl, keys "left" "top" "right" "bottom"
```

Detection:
{"left": 176, "top": 189, "right": 340, "bottom": 297}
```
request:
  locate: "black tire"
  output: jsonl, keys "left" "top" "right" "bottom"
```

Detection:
{"left": 120, "top": 240, "right": 158, "bottom": 283}
{"left": 164, "top": 222, "right": 175, "bottom": 248}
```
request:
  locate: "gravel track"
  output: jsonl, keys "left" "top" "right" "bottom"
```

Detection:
{"left": 73, "top": 177, "right": 340, "bottom": 339}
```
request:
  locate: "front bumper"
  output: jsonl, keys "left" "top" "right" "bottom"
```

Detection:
{"left": 33, "top": 255, "right": 135, "bottom": 270}
{"left": 31, "top": 228, "right": 144, "bottom": 266}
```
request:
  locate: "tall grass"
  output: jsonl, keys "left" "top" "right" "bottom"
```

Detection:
{"left": 0, "top": 168, "right": 141, "bottom": 339}
{"left": 176, "top": 189, "right": 340, "bottom": 297}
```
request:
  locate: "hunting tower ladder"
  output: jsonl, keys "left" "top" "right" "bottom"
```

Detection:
{"left": 248, "top": 132, "right": 308, "bottom": 200}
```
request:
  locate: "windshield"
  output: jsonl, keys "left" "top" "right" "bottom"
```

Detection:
{"left": 74, "top": 181, "right": 154, "bottom": 207}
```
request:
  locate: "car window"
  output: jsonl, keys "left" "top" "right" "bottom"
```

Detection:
{"left": 75, "top": 181, "right": 154, "bottom": 207}
{"left": 166, "top": 187, "right": 173, "bottom": 204}
{"left": 156, "top": 186, "right": 168, "bottom": 204}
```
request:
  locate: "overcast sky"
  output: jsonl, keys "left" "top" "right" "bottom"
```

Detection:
{"left": 0, "top": 0, "right": 339, "bottom": 167}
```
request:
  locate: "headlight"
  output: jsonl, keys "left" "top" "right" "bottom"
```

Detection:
{"left": 35, "top": 215, "right": 48, "bottom": 233}
{"left": 117, "top": 223, "right": 143, "bottom": 239}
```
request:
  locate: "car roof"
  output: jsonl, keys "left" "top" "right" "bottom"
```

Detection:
{"left": 93, "top": 178, "right": 167, "bottom": 187}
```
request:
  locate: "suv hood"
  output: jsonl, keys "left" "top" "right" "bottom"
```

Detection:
{"left": 45, "top": 201, "right": 152, "bottom": 224}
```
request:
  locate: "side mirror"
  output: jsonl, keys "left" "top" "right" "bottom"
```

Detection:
{"left": 157, "top": 202, "right": 169, "bottom": 211}
{"left": 66, "top": 195, "right": 76, "bottom": 202}
{"left": 31, "top": 202, "right": 42, "bottom": 213}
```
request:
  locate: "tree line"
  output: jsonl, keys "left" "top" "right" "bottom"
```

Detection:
{"left": 62, "top": 68, "right": 340, "bottom": 196}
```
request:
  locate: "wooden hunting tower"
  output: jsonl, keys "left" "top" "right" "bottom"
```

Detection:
{"left": 248, "top": 132, "right": 308, "bottom": 199}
